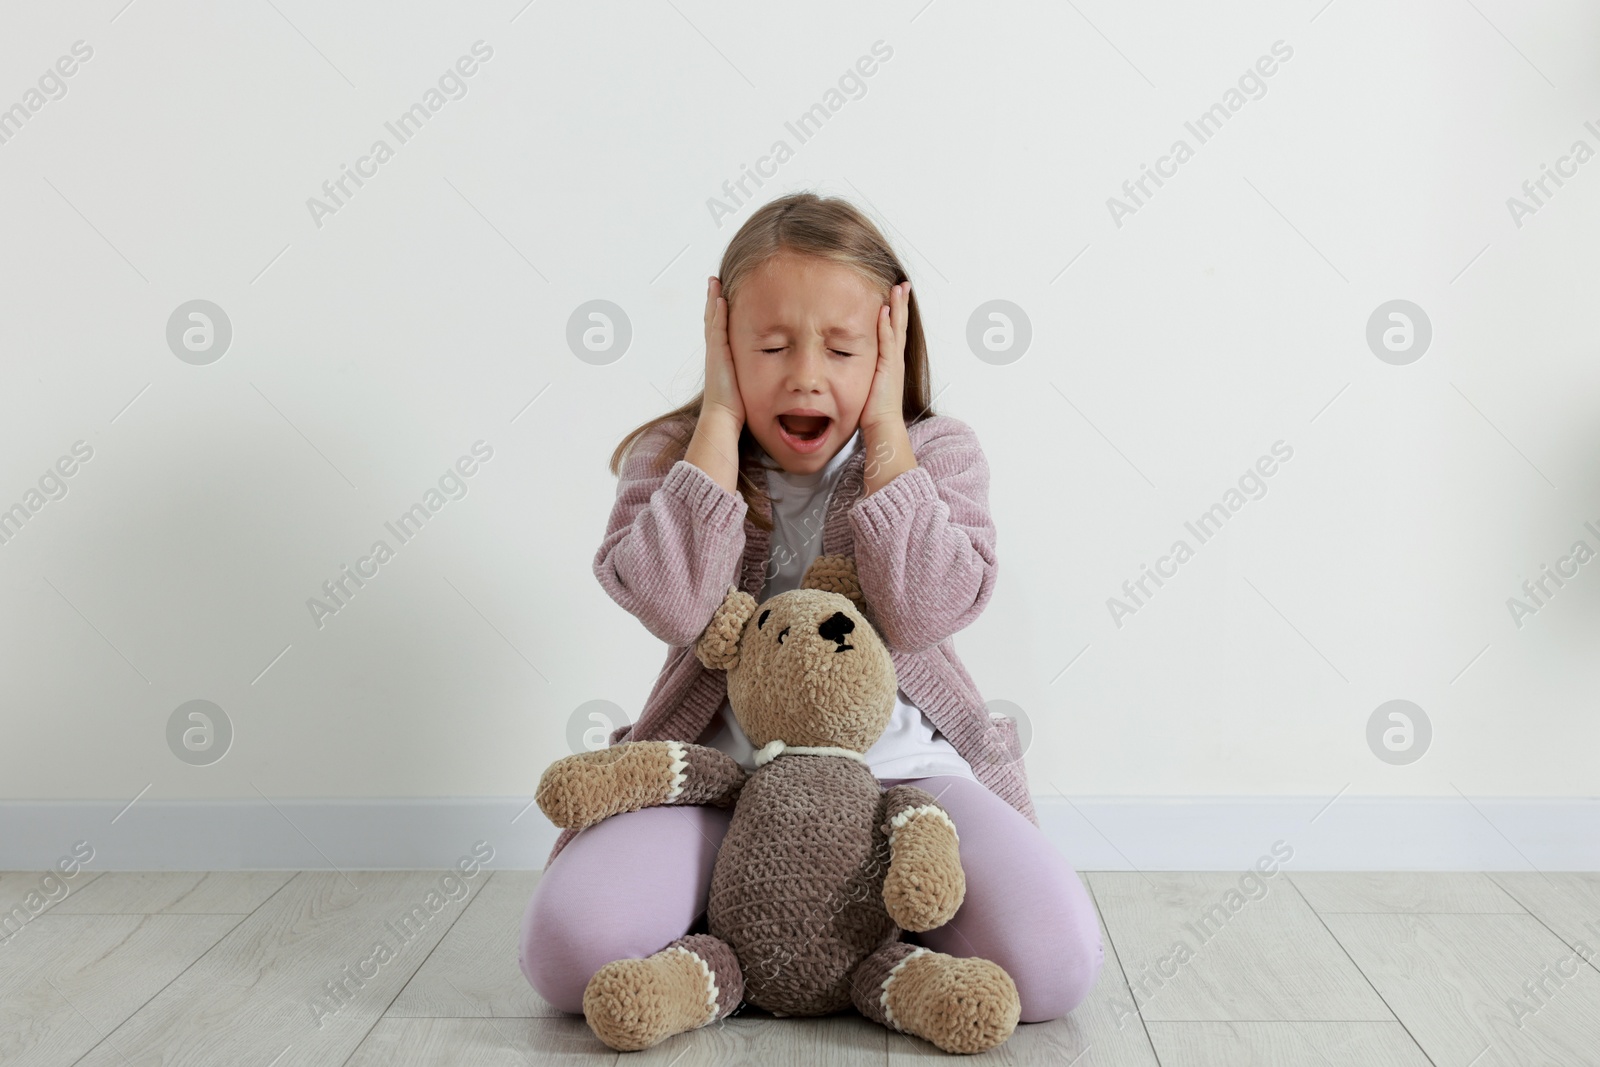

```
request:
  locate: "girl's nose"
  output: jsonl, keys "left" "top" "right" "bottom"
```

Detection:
{"left": 785, "top": 343, "right": 825, "bottom": 390}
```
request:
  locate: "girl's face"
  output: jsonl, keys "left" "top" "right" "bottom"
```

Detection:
{"left": 727, "top": 252, "right": 884, "bottom": 474}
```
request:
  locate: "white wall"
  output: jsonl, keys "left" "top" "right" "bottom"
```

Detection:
{"left": 2, "top": 1, "right": 1596, "bottom": 867}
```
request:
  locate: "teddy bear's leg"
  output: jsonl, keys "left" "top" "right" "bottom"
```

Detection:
{"left": 581, "top": 933, "right": 744, "bottom": 1052}
{"left": 849, "top": 941, "right": 1021, "bottom": 1055}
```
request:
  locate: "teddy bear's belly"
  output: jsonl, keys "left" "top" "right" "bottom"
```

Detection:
{"left": 706, "top": 756, "right": 899, "bottom": 1016}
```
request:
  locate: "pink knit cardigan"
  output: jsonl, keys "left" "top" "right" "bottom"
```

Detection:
{"left": 544, "top": 413, "right": 1036, "bottom": 868}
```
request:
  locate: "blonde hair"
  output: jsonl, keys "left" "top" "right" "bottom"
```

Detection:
{"left": 607, "top": 191, "right": 935, "bottom": 531}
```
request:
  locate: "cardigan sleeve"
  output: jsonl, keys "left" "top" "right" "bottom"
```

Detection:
{"left": 847, "top": 417, "right": 998, "bottom": 655}
{"left": 593, "top": 422, "right": 749, "bottom": 648}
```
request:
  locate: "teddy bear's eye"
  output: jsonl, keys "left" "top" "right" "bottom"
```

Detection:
{"left": 757, "top": 609, "right": 771, "bottom": 630}
{"left": 777, "top": 625, "right": 789, "bottom": 644}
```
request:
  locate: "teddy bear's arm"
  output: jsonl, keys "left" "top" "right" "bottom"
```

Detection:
{"left": 662, "top": 742, "right": 749, "bottom": 806}
{"left": 877, "top": 784, "right": 966, "bottom": 932}
{"left": 536, "top": 741, "right": 748, "bottom": 831}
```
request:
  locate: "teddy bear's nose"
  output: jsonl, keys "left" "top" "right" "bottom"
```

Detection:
{"left": 818, "top": 611, "right": 854, "bottom": 651}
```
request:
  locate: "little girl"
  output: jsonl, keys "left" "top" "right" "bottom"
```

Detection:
{"left": 520, "top": 192, "right": 1104, "bottom": 1030}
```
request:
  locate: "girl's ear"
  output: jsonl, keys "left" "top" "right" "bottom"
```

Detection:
{"left": 695, "top": 586, "right": 758, "bottom": 671}
{"left": 800, "top": 554, "right": 866, "bottom": 613}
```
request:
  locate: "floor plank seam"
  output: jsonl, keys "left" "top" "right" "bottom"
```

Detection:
{"left": 67, "top": 872, "right": 304, "bottom": 1067}
{"left": 340, "top": 870, "right": 506, "bottom": 1067}
{"left": 1084, "top": 874, "right": 1166, "bottom": 1067}
{"left": 1281, "top": 875, "right": 1442, "bottom": 1067}
{"left": 1486, "top": 871, "right": 1600, "bottom": 983}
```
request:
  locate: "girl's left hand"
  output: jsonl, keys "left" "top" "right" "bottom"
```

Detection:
{"left": 861, "top": 281, "right": 911, "bottom": 435}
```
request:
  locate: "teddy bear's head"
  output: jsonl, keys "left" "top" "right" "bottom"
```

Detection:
{"left": 694, "top": 554, "right": 897, "bottom": 755}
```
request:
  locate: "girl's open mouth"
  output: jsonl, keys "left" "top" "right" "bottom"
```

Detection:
{"left": 776, "top": 413, "right": 832, "bottom": 453}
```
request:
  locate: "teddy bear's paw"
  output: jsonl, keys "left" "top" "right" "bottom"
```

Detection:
{"left": 883, "top": 949, "right": 1020, "bottom": 1055}
{"left": 882, "top": 852, "right": 965, "bottom": 932}
{"left": 883, "top": 865, "right": 963, "bottom": 932}
{"left": 535, "top": 743, "right": 683, "bottom": 831}
{"left": 880, "top": 805, "right": 965, "bottom": 931}
{"left": 581, "top": 947, "right": 720, "bottom": 1051}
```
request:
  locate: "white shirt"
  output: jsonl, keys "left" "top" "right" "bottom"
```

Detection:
{"left": 695, "top": 426, "right": 979, "bottom": 784}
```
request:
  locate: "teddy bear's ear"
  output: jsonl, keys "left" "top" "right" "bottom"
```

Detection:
{"left": 695, "top": 585, "right": 758, "bottom": 671}
{"left": 801, "top": 554, "right": 866, "bottom": 612}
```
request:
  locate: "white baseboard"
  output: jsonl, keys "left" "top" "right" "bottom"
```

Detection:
{"left": 1, "top": 795, "right": 1595, "bottom": 871}
{"left": 1032, "top": 795, "right": 1600, "bottom": 872}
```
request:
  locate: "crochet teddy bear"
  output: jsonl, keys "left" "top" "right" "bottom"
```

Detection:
{"left": 535, "top": 554, "right": 1020, "bottom": 1054}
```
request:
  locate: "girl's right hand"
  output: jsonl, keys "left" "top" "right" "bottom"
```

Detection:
{"left": 702, "top": 277, "right": 745, "bottom": 430}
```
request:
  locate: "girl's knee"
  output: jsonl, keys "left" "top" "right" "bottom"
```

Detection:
{"left": 520, "top": 881, "right": 686, "bottom": 1014}
{"left": 995, "top": 870, "right": 1106, "bottom": 1023}
{"left": 1017, "top": 917, "right": 1104, "bottom": 1023}
{"left": 520, "top": 886, "right": 582, "bottom": 1013}
{"left": 518, "top": 805, "right": 730, "bottom": 1012}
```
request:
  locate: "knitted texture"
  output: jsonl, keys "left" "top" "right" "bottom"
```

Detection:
{"left": 684, "top": 560, "right": 902, "bottom": 1016}
{"left": 848, "top": 939, "right": 921, "bottom": 1027}
{"left": 848, "top": 940, "right": 1020, "bottom": 1054}
{"left": 707, "top": 752, "right": 900, "bottom": 1015}
{"left": 800, "top": 552, "right": 867, "bottom": 611}
{"left": 879, "top": 947, "right": 1021, "bottom": 1053}
{"left": 695, "top": 587, "right": 757, "bottom": 672}
{"left": 534, "top": 741, "right": 683, "bottom": 831}
{"left": 707, "top": 579, "right": 897, "bottom": 756}
{"left": 536, "top": 740, "right": 746, "bottom": 831}
{"left": 581, "top": 933, "right": 743, "bottom": 1051}
{"left": 880, "top": 801, "right": 965, "bottom": 932}
{"left": 672, "top": 932, "right": 745, "bottom": 1020}
{"left": 552, "top": 553, "right": 1020, "bottom": 1053}
{"left": 753, "top": 739, "right": 870, "bottom": 767}
{"left": 554, "top": 413, "right": 1034, "bottom": 869}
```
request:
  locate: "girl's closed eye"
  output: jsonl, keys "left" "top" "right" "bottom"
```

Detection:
{"left": 759, "top": 346, "right": 854, "bottom": 357}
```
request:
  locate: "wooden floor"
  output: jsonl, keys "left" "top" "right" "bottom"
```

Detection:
{"left": 2, "top": 869, "right": 1598, "bottom": 1066}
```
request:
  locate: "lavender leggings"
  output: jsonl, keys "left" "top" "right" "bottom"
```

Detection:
{"left": 520, "top": 774, "right": 1105, "bottom": 1024}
